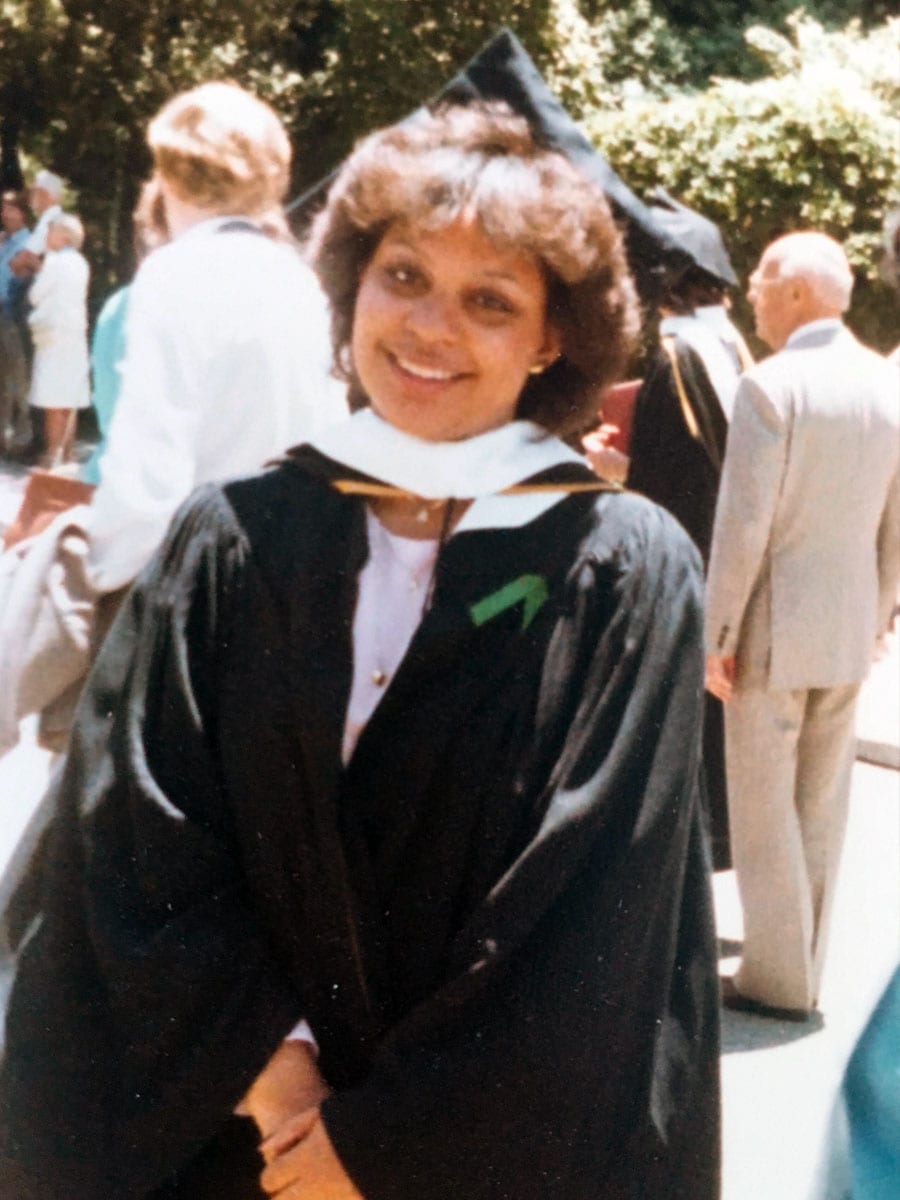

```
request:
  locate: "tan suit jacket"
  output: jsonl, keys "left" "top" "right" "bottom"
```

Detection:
{"left": 705, "top": 322, "right": 899, "bottom": 691}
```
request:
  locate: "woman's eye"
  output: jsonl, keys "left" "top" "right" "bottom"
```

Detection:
{"left": 383, "top": 263, "right": 421, "bottom": 288}
{"left": 472, "top": 290, "right": 515, "bottom": 315}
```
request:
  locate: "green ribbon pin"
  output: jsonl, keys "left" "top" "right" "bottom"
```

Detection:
{"left": 469, "top": 574, "right": 549, "bottom": 631}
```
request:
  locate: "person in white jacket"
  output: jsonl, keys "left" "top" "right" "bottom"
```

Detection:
{"left": 27, "top": 214, "right": 90, "bottom": 464}
{"left": 86, "top": 81, "right": 347, "bottom": 594}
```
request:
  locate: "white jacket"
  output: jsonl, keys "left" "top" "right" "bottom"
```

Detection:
{"left": 87, "top": 218, "right": 348, "bottom": 592}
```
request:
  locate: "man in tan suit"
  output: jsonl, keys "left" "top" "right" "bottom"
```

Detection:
{"left": 705, "top": 231, "right": 899, "bottom": 1020}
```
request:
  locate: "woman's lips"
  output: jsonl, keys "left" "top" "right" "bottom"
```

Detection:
{"left": 388, "top": 350, "right": 468, "bottom": 384}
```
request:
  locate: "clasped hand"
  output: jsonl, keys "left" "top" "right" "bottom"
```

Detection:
{"left": 238, "top": 1040, "right": 363, "bottom": 1198}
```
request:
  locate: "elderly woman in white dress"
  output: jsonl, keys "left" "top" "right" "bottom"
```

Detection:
{"left": 27, "top": 213, "right": 90, "bottom": 465}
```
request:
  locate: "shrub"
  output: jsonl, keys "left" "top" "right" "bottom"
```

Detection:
{"left": 585, "top": 15, "right": 900, "bottom": 350}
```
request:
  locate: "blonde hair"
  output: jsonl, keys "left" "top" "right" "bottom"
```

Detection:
{"left": 148, "top": 82, "right": 291, "bottom": 216}
{"left": 50, "top": 213, "right": 85, "bottom": 250}
{"left": 131, "top": 177, "right": 169, "bottom": 259}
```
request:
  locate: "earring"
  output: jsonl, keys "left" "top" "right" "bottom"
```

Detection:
{"left": 529, "top": 351, "right": 560, "bottom": 375}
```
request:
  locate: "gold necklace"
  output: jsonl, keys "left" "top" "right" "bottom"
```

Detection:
{"left": 368, "top": 519, "right": 440, "bottom": 687}
{"left": 415, "top": 497, "right": 445, "bottom": 523}
{"left": 368, "top": 500, "right": 454, "bottom": 687}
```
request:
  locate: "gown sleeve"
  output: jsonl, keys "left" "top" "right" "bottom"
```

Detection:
{"left": 321, "top": 498, "right": 720, "bottom": 1200}
{"left": 0, "top": 487, "right": 302, "bottom": 1200}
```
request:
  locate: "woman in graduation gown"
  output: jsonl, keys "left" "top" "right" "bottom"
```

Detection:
{"left": 0, "top": 104, "right": 720, "bottom": 1199}
{"left": 626, "top": 269, "right": 749, "bottom": 565}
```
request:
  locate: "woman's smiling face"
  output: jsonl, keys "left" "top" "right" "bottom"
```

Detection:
{"left": 351, "top": 218, "right": 560, "bottom": 442}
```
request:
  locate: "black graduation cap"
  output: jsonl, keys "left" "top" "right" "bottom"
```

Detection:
{"left": 645, "top": 187, "right": 738, "bottom": 288}
{"left": 288, "top": 28, "right": 691, "bottom": 300}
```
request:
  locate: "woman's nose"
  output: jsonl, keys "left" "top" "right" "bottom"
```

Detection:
{"left": 405, "top": 293, "right": 461, "bottom": 342}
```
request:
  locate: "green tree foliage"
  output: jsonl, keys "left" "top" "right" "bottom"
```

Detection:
{"left": 643, "top": 1, "right": 895, "bottom": 84}
{"left": 0, "top": 2, "right": 56, "bottom": 186}
{"left": 3, "top": 0, "right": 897, "bottom": 350}
{"left": 586, "top": 15, "right": 900, "bottom": 350}
{"left": 1, "top": 1, "right": 330, "bottom": 290}
{"left": 539, "top": 0, "right": 691, "bottom": 113}
{"left": 1, "top": 0, "right": 695, "bottom": 289}
{"left": 287, "top": 0, "right": 552, "bottom": 187}
{"left": 299, "top": 0, "right": 714, "bottom": 166}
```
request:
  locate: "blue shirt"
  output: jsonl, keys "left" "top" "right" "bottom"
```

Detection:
{"left": 0, "top": 227, "right": 30, "bottom": 315}
{"left": 83, "top": 286, "right": 131, "bottom": 485}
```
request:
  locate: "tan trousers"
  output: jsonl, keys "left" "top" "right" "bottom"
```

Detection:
{"left": 725, "top": 681, "right": 860, "bottom": 1011}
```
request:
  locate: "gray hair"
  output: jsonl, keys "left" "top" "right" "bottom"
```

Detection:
{"left": 50, "top": 213, "right": 85, "bottom": 250}
{"left": 770, "top": 231, "right": 854, "bottom": 312}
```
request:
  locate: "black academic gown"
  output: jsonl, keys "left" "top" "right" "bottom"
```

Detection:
{"left": 626, "top": 337, "right": 727, "bottom": 566}
{"left": 0, "top": 451, "right": 720, "bottom": 1200}
{"left": 627, "top": 338, "right": 731, "bottom": 868}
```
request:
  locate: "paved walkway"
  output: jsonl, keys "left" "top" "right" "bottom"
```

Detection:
{"left": 0, "top": 459, "right": 897, "bottom": 1196}
{"left": 0, "top": 459, "right": 29, "bottom": 532}
{"left": 718, "top": 626, "right": 899, "bottom": 1200}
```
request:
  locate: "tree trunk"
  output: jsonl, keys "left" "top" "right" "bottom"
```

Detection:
{"left": 0, "top": 110, "right": 24, "bottom": 191}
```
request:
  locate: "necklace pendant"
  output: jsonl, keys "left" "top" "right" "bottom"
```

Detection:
{"left": 371, "top": 669, "right": 387, "bottom": 687}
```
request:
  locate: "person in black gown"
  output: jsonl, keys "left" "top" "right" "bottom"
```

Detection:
{"left": 626, "top": 196, "right": 752, "bottom": 870}
{"left": 0, "top": 103, "right": 720, "bottom": 1200}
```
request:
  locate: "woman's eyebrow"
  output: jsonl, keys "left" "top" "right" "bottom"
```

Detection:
{"left": 477, "top": 268, "right": 532, "bottom": 288}
{"left": 380, "top": 236, "right": 418, "bottom": 254}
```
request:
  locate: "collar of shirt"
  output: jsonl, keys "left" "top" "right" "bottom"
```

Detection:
{"left": 786, "top": 317, "right": 843, "bottom": 348}
{"left": 659, "top": 309, "right": 743, "bottom": 419}
{"left": 308, "top": 409, "right": 587, "bottom": 533}
{"left": 693, "top": 305, "right": 742, "bottom": 343}
{"left": 174, "top": 215, "right": 261, "bottom": 244}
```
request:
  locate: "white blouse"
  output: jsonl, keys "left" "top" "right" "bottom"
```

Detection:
{"left": 27, "top": 248, "right": 89, "bottom": 344}
{"left": 342, "top": 509, "right": 439, "bottom": 763}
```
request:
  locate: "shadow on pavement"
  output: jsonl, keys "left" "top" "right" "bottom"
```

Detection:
{"left": 0, "top": 459, "right": 30, "bottom": 481}
{"left": 721, "top": 1007, "right": 826, "bottom": 1054}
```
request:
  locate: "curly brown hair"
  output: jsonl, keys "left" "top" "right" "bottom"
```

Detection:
{"left": 307, "top": 103, "right": 640, "bottom": 436}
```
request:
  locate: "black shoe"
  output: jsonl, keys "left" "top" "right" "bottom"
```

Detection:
{"left": 720, "top": 975, "right": 812, "bottom": 1023}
